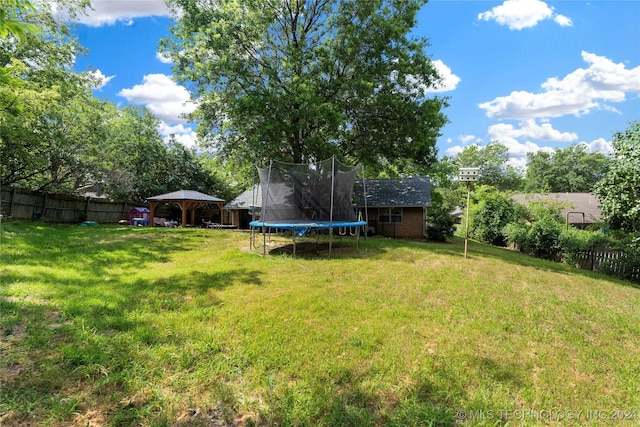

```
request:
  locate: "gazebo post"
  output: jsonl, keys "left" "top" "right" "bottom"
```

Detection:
{"left": 149, "top": 202, "right": 157, "bottom": 227}
{"left": 180, "top": 202, "right": 188, "bottom": 227}
{"left": 190, "top": 202, "right": 196, "bottom": 226}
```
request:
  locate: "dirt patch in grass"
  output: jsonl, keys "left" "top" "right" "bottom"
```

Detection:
{"left": 1, "top": 323, "right": 27, "bottom": 375}
{"left": 268, "top": 241, "right": 362, "bottom": 257}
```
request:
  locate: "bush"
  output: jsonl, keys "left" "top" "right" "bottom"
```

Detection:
{"left": 599, "top": 233, "right": 640, "bottom": 281}
{"left": 425, "top": 189, "right": 455, "bottom": 242}
{"left": 504, "top": 217, "right": 563, "bottom": 260}
{"left": 526, "top": 217, "right": 564, "bottom": 260}
{"left": 468, "top": 186, "right": 523, "bottom": 246}
{"left": 558, "top": 228, "right": 611, "bottom": 267}
{"left": 425, "top": 208, "right": 455, "bottom": 241}
{"left": 503, "top": 222, "right": 529, "bottom": 250}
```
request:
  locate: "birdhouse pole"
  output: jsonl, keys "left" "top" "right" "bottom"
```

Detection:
{"left": 459, "top": 168, "right": 480, "bottom": 259}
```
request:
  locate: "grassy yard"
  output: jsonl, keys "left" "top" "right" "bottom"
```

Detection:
{"left": 1, "top": 223, "right": 639, "bottom": 426}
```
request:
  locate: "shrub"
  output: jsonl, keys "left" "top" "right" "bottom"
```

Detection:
{"left": 503, "top": 222, "right": 529, "bottom": 250}
{"left": 558, "top": 228, "right": 611, "bottom": 267}
{"left": 599, "top": 233, "right": 640, "bottom": 281}
{"left": 425, "top": 189, "right": 455, "bottom": 241}
{"left": 526, "top": 217, "right": 564, "bottom": 260}
{"left": 504, "top": 217, "right": 563, "bottom": 260}
{"left": 468, "top": 186, "right": 523, "bottom": 246}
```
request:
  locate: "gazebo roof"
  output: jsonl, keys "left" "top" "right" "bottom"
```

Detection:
{"left": 147, "top": 190, "right": 224, "bottom": 202}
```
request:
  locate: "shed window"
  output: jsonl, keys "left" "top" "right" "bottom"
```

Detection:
{"left": 378, "top": 207, "right": 403, "bottom": 223}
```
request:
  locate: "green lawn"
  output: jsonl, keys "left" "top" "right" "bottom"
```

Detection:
{"left": 1, "top": 223, "right": 639, "bottom": 426}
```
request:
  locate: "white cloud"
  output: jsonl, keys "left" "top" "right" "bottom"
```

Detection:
{"left": 391, "top": 59, "right": 460, "bottom": 97}
{"left": 424, "top": 60, "right": 461, "bottom": 93}
{"left": 554, "top": 14, "right": 573, "bottom": 27}
{"left": 487, "top": 120, "right": 578, "bottom": 143}
{"left": 158, "top": 122, "right": 198, "bottom": 149}
{"left": 500, "top": 139, "right": 555, "bottom": 169}
{"left": 156, "top": 51, "right": 173, "bottom": 64}
{"left": 579, "top": 138, "right": 613, "bottom": 156}
{"left": 459, "top": 134, "right": 482, "bottom": 144}
{"left": 479, "top": 52, "right": 640, "bottom": 120}
{"left": 72, "top": 0, "right": 169, "bottom": 26}
{"left": 445, "top": 145, "right": 465, "bottom": 157}
{"left": 480, "top": 120, "right": 593, "bottom": 169}
{"left": 478, "top": 0, "right": 571, "bottom": 30}
{"left": 87, "top": 69, "right": 115, "bottom": 89}
{"left": 117, "top": 74, "right": 197, "bottom": 124}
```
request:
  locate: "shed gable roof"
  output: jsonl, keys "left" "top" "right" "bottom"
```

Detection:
{"left": 355, "top": 177, "right": 431, "bottom": 208}
{"left": 224, "top": 185, "right": 262, "bottom": 210}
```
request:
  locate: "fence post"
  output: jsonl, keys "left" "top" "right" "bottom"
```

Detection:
{"left": 85, "top": 197, "right": 91, "bottom": 220}
{"left": 121, "top": 201, "right": 128, "bottom": 220}
{"left": 39, "top": 193, "right": 47, "bottom": 221}
{"left": 9, "top": 187, "right": 16, "bottom": 217}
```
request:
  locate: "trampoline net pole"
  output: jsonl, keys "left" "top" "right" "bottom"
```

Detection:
{"left": 361, "top": 164, "right": 368, "bottom": 253}
{"left": 329, "top": 156, "right": 335, "bottom": 257}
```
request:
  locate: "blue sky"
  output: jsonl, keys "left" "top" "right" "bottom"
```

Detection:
{"left": 71, "top": 0, "right": 640, "bottom": 168}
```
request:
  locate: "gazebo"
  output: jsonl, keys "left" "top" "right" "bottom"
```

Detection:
{"left": 147, "top": 190, "right": 225, "bottom": 228}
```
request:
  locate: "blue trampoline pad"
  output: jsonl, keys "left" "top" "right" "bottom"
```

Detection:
{"left": 250, "top": 220, "right": 367, "bottom": 231}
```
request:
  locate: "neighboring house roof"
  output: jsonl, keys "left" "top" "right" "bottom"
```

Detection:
{"left": 224, "top": 185, "right": 262, "bottom": 210}
{"left": 355, "top": 177, "right": 431, "bottom": 208}
{"left": 511, "top": 193, "right": 602, "bottom": 223}
{"left": 147, "top": 190, "right": 224, "bottom": 202}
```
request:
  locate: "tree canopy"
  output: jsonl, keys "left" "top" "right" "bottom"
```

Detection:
{"left": 0, "top": 0, "right": 231, "bottom": 201}
{"left": 525, "top": 144, "right": 609, "bottom": 193}
{"left": 0, "top": 0, "right": 95, "bottom": 191}
{"left": 594, "top": 121, "right": 640, "bottom": 232}
{"left": 162, "top": 0, "right": 448, "bottom": 174}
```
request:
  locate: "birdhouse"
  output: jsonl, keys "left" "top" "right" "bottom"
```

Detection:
{"left": 129, "top": 207, "right": 150, "bottom": 226}
{"left": 459, "top": 167, "right": 480, "bottom": 182}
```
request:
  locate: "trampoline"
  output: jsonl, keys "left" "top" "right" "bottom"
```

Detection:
{"left": 249, "top": 156, "right": 368, "bottom": 257}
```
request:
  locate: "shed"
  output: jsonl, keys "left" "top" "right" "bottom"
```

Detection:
{"left": 224, "top": 185, "right": 262, "bottom": 229}
{"left": 129, "top": 207, "right": 150, "bottom": 226}
{"left": 354, "top": 177, "right": 431, "bottom": 239}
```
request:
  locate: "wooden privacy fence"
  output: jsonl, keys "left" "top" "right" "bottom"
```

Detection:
{"left": 0, "top": 187, "right": 139, "bottom": 224}
{"left": 569, "top": 250, "right": 640, "bottom": 282}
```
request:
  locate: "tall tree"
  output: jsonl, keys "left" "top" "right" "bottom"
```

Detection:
{"left": 0, "top": 0, "right": 97, "bottom": 191}
{"left": 0, "top": 0, "right": 36, "bottom": 39}
{"left": 524, "top": 144, "right": 609, "bottom": 193}
{"left": 0, "top": 0, "right": 38, "bottom": 88}
{"left": 162, "top": 0, "right": 448, "bottom": 174}
{"left": 593, "top": 121, "right": 640, "bottom": 232}
{"left": 100, "top": 106, "right": 231, "bottom": 202}
{"left": 453, "top": 141, "right": 523, "bottom": 191}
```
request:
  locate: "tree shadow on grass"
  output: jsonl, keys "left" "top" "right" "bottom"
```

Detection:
{"left": 246, "top": 366, "right": 460, "bottom": 426}
{"left": 0, "top": 262, "right": 264, "bottom": 426}
{"left": 268, "top": 241, "right": 366, "bottom": 259}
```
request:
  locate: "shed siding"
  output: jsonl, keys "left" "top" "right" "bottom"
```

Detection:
{"left": 366, "top": 207, "right": 425, "bottom": 238}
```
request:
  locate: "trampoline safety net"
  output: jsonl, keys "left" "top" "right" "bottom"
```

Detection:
{"left": 257, "top": 157, "right": 359, "bottom": 224}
